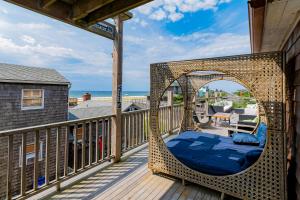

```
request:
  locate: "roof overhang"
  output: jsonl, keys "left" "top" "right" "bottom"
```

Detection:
{"left": 249, "top": 0, "right": 300, "bottom": 53}
{"left": 4, "top": 0, "right": 151, "bottom": 39}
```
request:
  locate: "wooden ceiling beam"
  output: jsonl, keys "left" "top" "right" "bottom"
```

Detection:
{"left": 39, "top": 0, "right": 57, "bottom": 9}
{"left": 4, "top": 0, "right": 117, "bottom": 39}
{"left": 5, "top": 0, "right": 72, "bottom": 21}
{"left": 72, "top": 0, "right": 115, "bottom": 21}
{"left": 83, "top": 0, "right": 152, "bottom": 26}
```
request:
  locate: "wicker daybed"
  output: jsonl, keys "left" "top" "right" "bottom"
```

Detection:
{"left": 149, "top": 52, "right": 286, "bottom": 200}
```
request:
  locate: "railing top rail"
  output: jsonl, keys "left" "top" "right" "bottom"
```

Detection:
{"left": 0, "top": 104, "right": 184, "bottom": 137}
{"left": 0, "top": 114, "right": 115, "bottom": 137}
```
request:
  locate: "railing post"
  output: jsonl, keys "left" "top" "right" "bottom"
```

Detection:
{"left": 45, "top": 129, "right": 50, "bottom": 185}
{"left": 167, "top": 90, "right": 174, "bottom": 134}
{"left": 111, "top": 15, "right": 123, "bottom": 162}
{"left": 6, "top": 135, "right": 13, "bottom": 200}
{"left": 20, "top": 133, "right": 27, "bottom": 196}
{"left": 56, "top": 127, "right": 61, "bottom": 191}
{"left": 33, "top": 130, "right": 40, "bottom": 191}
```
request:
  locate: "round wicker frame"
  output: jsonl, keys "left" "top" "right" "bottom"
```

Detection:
{"left": 149, "top": 52, "right": 286, "bottom": 200}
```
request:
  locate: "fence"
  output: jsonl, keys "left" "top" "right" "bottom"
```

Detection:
{"left": 0, "top": 104, "right": 183, "bottom": 199}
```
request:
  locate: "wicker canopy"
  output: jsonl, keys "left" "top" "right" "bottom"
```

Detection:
{"left": 149, "top": 52, "right": 286, "bottom": 200}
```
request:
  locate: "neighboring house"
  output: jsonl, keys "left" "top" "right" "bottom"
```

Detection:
{"left": 0, "top": 63, "right": 70, "bottom": 197}
{"left": 68, "top": 100, "right": 148, "bottom": 120}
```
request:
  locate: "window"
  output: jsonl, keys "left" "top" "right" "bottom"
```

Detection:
{"left": 19, "top": 142, "right": 43, "bottom": 167}
{"left": 21, "top": 89, "right": 44, "bottom": 110}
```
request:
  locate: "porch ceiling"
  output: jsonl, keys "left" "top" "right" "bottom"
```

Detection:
{"left": 4, "top": 0, "right": 152, "bottom": 38}
{"left": 249, "top": 0, "right": 300, "bottom": 53}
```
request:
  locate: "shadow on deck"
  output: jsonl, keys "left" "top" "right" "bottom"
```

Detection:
{"left": 47, "top": 147, "right": 238, "bottom": 200}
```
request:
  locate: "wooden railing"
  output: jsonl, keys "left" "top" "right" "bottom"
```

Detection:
{"left": 0, "top": 115, "right": 114, "bottom": 200}
{"left": 121, "top": 105, "right": 184, "bottom": 153}
{"left": 0, "top": 104, "right": 184, "bottom": 199}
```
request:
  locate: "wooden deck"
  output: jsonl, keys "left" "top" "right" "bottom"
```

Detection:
{"left": 48, "top": 147, "right": 230, "bottom": 200}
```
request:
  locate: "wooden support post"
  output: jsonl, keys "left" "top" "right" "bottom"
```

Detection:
{"left": 167, "top": 90, "right": 174, "bottom": 134}
{"left": 111, "top": 15, "right": 123, "bottom": 163}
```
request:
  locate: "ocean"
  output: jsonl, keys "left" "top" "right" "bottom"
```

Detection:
{"left": 69, "top": 91, "right": 149, "bottom": 98}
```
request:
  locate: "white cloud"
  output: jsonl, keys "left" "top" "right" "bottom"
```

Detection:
{"left": 0, "top": 8, "right": 8, "bottom": 14}
{"left": 17, "top": 23, "right": 51, "bottom": 30}
{"left": 20, "top": 35, "right": 36, "bottom": 44}
{"left": 137, "top": 0, "right": 232, "bottom": 22}
{"left": 168, "top": 12, "right": 184, "bottom": 22}
{"left": 132, "top": 17, "right": 148, "bottom": 27}
{"left": 150, "top": 8, "right": 167, "bottom": 21}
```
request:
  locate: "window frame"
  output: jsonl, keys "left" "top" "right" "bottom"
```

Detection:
{"left": 19, "top": 141, "right": 44, "bottom": 167}
{"left": 21, "top": 89, "right": 44, "bottom": 110}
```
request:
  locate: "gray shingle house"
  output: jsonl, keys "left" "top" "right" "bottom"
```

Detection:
{"left": 0, "top": 63, "right": 70, "bottom": 197}
{"left": 0, "top": 63, "right": 70, "bottom": 131}
{"left": 68, "top": 100, "right": 148, "bottom": 120}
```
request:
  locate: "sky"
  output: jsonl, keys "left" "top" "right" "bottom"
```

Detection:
{"left": 0, "top": 0, "right": 250, "bottom": 92}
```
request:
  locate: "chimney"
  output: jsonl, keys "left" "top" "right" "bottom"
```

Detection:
{"left": 82, "top": 92, "right": 91, "bottom": 101}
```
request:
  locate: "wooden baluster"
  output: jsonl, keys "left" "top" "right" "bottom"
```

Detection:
{"left": 107, "top": 118, "right": 111, "bottom": 159}
{"left": 137, "top": 113, "right": 140, "bottom": 145}
{"left": 89, "top": 122, "right": 92, "bottom": 166}
{"left": 146, "top": 111, "right": 149, "bottom": 141}
{"left": 121, "top": 115, "right": 124, "bottom": 152}
{"left": 6, "top": 135, "right": 13, "bottom": 200}
{"left": 164, "top": 108, "right": 166, "bottom": 132}
{"left": 101, "top": 120, "right": 106, "bottom": 160}
{"left": 82, "top": 123, "right": 86, "bottom": 169}
{"left": 64, "top": 127, "right": 69, "bottom": 177}
{"left": 95, "top": 121, "right": 99, "bottom": 163}
{"left": 33, "top": 130, "right": 40, "bottom": 191}
{"left": 56, "top": 127, "right": 61, "bottom": 191}
{"left": 127, "top": 115, "right": 130, "bottom": 149}
{"left": 124, "top": 115, "right": 127, "bottom": 151}
{"left": 131, "top": 114, "right": 134, "bottom": 147}
{"left": 20, "top": 133, "right": 27, "bottom": 196}
{"left": 142, "top": 112, "right": 145, "bottom": 143}
{"left": 166, "top": 108, "right": 168, "bottom": 132}
{"left": 132, "top": 114, "right": 135, "bottom": 147}
{"left": 129, "top": 114, "right": 133, "bottom": 148}
{"left": 45, "top": 129, "right": 50, "bottom": 185}
{"left": 167, "top": 107, "right": 169, "bottom": 133}
{"left": 135, "top": 113, "right": 138, "bottom": 146}
{"left": 163, "top": 108, "right": 166, "bottom": 133}
{"left": 160, "top": 109, "right": 163, "bottom": 133}
{"left": 73, "top": 125, "right": 78, "bottom": 173}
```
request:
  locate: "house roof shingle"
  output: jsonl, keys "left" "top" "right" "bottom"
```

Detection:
{"left": 68, "top": 100, "right": 149, "bottom": 120}
{"left": 0, "top": 63, "right": 70, "bottom": 85}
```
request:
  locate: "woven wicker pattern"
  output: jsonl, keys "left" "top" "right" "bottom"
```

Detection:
{"left": 149, "top": 52, "right": 286, "bottom": 200}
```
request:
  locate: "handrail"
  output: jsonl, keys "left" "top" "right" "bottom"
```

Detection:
{"left": 0, "top": 114, "right": 115, "bottom": 137}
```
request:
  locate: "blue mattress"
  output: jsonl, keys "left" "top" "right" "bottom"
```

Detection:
{"left": 166, "top": 131, "right": 263, "bottom": 176}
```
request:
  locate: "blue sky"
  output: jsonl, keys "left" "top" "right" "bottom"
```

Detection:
{"left": 0, "top": 0, "right": 249, "bottom": 92}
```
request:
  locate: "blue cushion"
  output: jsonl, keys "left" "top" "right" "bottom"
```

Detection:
{"left": 232, "top": 133, "right": 259, "bottom": 145}
{"left": 256, "top": 123, "right": 267, "bottom": 147}
{"left": 166, "top": 131, "right": 264, "bottom": 175}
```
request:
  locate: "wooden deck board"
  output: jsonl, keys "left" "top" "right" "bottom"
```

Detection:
{"left": 48, "top": 147, "right": 235, "bottom": 200}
